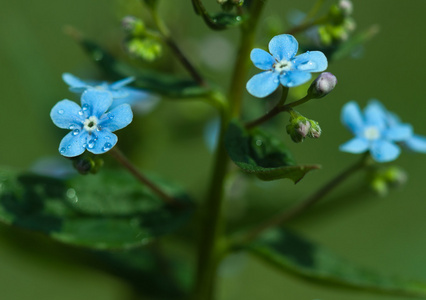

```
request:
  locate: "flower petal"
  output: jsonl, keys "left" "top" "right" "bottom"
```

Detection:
{"left": 50, "top": 100, "right": 84, "bottom": 129}
{"left": 62, "top": 73, "right": 88, "bottom": 88}
{"left": 250, "top": 48, "right": 275, "bottom": 70}
{"left": 339, "top": 137, "right": 369, "bottom": 153}
{"left": 384, "top": 124, "right": 413, "bottom": 142}
{"left": 280, "top": 71, "right": 311, "bottom": 87}
{"left": 364, "top": 100, "right": 387, "bottom": 129}
{"left": 111, "top": 88, "right": 160, "bottom": 114}
{"left": 341, "top": 101, "right": 364, "bottom": 135}
{"left": 292, "top": 51, "right": 328, "bottom": 72}
{"left": 268, "top": 34, "right": 298, "bottom": 61}
{"left": 405, "top": 134, "right": 426, "bottom": 153}
{"left": 110, "top": 77, "right": 135, "bottom": 90}
{"left": 86, "top": 130, "right": 118, "bottom": 155}
{"left": 246, "top": 71, "right": 280, "bottom": 98}
{"left": 58, "top": 130, "right": 89, "bottom": 157}
{"left": 99, "top": 104, "right": 133, "bottom": 132}
{"left": 81, "top": 89, "right": 113, "bottom": 118}
{"left": 370, "top": 139, "right": 400, "bottom": 162}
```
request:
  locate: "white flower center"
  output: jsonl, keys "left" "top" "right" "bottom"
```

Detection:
{"left": 273, "top": 59, "right": 292, "bottom": 73}
{"left": 363, "top": 126, "right": 380, "bottom": 140}
{"left": 83, "top": 116, "right": 99, "bottom": 133}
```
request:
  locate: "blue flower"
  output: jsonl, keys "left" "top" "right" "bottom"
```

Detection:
{"left": 62, "top": 73, "right": 159, "bottom": 114}
{"left": 339, "top": 100, "right": 412, "bottom": 162}
{"left": 50, "top": 90, "right": 133, "bottom": 157}
{"left": 373, "top": 100, "right": 426, "bottom": 153}
{"left": 246, "top": 34, "right": 328, "bottom": 98}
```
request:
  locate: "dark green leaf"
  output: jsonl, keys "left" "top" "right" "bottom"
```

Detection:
{"left": 247, "top": 228, "right": 426, "bottom": 298}
{"left": 225, "top": 121, "right": 320, "bottom": 182}
{"left": 76, "top": 37, "right": 209, "bottom": 98}
{"left": 96, "top": 246, "right": 192, "bottom": 299}
{"left": 0, "top": 169, "right": 194, "bottom": 250}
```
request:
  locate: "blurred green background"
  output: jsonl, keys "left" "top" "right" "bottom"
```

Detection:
{"left": 1, "top": 0, "right": 426, "bottom": 299}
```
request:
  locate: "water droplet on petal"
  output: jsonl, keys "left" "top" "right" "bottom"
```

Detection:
{"left": 273, "top": 78, "right": 279, "bottom": 83}
{"left": 78, "top": 110, "right": 84, "bottom": 116}
{"left": 87, "top": 139, "right": 95, "bottom": 149}
{"left": 58, "top": 109, "right": 64, "bottom": 115}
{"left": 60, "top": 147, "right": 66, "bottom": 154}
{"left": 102, "top": 142, "right": 112, "bottom": 152}
{"left": 82, "top": 104, "right": 89, "bottom": 111}
{"left": 72, "top": 129, "right": 80, "bottom": 136}
{"left": 105, "top": 136, "right": 110, "bottom": 140}
{"left": 109, "top": 115, "right": 114, "bottom": 120}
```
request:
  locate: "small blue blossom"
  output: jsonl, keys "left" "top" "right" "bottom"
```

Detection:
{"left": 62, "top": 73, "right": 159, "bottom": 114}
{"left": 246, "top": 34, "right": 328, "bottom": 98}
{"left": 372, "top": 100, "right": 426, "bottom": 153}
{"left": 339, "top": 100, "right": 413, "bottom": 162}
{"left": 50, "top": 89, "right": 133, "bottom": 157}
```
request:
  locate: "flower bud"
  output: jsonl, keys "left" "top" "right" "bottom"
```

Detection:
{"left": 286, "top": 119, "right": 311, "bottom": 143}
{"left": 308, "top": 120, "right": 322, "bottom": 139}
{"left": 126, "top": 37, "right": 162, "bottom": 61}
{"left": 384, "top": 166, "right": 407, "bottom": 187}
{"left": 339, "top": 0, "right": 353, "bottom": 16}
{"left": 308, "top": 72, "right": 337, "bottom": 99}
{"left": 121, "top": 16, "right": 145, "bottom": 36}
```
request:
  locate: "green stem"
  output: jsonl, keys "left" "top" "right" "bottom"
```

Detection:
{"left": 229, "top": 0, "right": 268, "bottom": 118}
{"left": 193, "top": 114, "right": 230, "bottom": 300}
{"left": 193, "top": 1, "right": 267, "bottom": 299}
{"left": 150, "top": 7, "right": 207, "bottom": 86}
{"left": 109, "top": 147, "right": 179, "bottom": 207}
{"left": 245, "top": 90, "right": 314, "bottom": 129}
{"left": 238, "top": 153, "right": 371, "bottom": 244}
{"left": 245, "top": 87, "right": 289, "bottom": 129}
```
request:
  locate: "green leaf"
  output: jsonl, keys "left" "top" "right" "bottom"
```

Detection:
{"left": 247, "top": 228, "right": 426, "bottom": 298}
{"left": 224, "top": 121, "right": 320, "bottom": 182}
{"left": 96, "top": 247, "right": 191, "bottom": 299}
{"left": 75, "top": 36, "right": 209, "bottom": 98}
{"left": 0, "top": 169, "right": 194, "bottom": 250}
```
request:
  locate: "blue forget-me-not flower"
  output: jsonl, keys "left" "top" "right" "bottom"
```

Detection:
{"left": 62, "top": 73, "right": 159, "bottom": 114}
{"left": 339, "top": 100, "right": 414, "bottom": 162}
{"left": 50, "top": 89, "right": 133, "bottom": 157}
{"left": 373, "top": 100, "right": 426, "bottom": 153}
{"left": 246, "top": 34, "right": 328, "bottom": 98}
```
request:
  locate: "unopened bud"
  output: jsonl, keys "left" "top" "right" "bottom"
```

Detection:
{"left": 308, "top": 120, "right": 321, "bottom": 138}
{"left": 384, "top": 166, "right": 407, "bottom": 187}
{"left": 308, "top": 72, "right": 337, "bottom": 99}
{"left": 126, "top": 37, "right": 162, "bottom": 61}
{"left": 122, "top": 16, "right": 145, "bottom": 36}
{"left": 286, "top": 111, "right": 321, "bottom": 143}
{"left": 287, "top": 119, "right": 311, "bottom": 143}
{"left": 339, "top": 0, "right": 353, "bottom": 16}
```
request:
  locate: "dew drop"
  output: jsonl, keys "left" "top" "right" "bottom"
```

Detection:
{"left": 78, "top": 110, "right": 84, "bottom": 116}
{"left": 109, "top": 115, "right": 114, "bottom": 120}
{"left": 72, "top": 129, "right": 80, "bottom": 136}
{"left": 82, "top": 104, "right": 89, "bottom": 111}
{"left": 60, "top": 147, "right": 66, "bottom": 154}
{"left": 273, "top": 78, "right": 279, "bottom": 83}
{"left": 58, "top": 109, "right": 64, "bottom": 115}
{"left": 87, "top": 139, "right": 95, "bottom": 149}
{"left": 102, "top": 142, "right": 112, "bottom": 152}
{"left": 256, "top": 140, "right": 263, "bottom": 146}
{"left": 105, "top": 136, "right": 110, "bottom": 140}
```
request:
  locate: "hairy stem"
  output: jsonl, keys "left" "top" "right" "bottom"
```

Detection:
{"left": 109, "top": 147, "right": 178, "bottom": 206}
{"left": 150, "top": 7, "right": 207, "bottom": 86}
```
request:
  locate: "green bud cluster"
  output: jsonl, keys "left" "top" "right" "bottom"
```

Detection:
{"left": 368, "top": 166, "right": 407, "bottom": 196}
{"left": 286, "top": 111, "right": 321, "bottom": 143}
{"left": 121, "top": 15, "right": 163, "bottom": 62}
{"left": 317, "top": 0, "right": 356, "bottom": 46}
